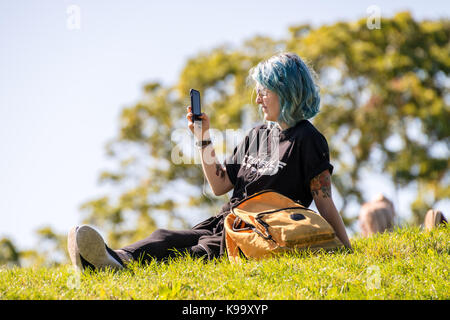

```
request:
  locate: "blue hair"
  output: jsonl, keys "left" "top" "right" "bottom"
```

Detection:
{"left": 248, "top": 52, "right": 321, "bottom": 127}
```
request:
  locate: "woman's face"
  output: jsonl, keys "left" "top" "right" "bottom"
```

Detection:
{"left": 255, "top": 85, "right": 281, "bottom": 123}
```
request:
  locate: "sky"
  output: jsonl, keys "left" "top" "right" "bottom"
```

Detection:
{"left": 0, "top": 0, "right": 449, "bottom": 252}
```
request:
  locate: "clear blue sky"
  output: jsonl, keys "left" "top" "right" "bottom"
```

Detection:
{"left": 0, "top": 0, "right": 449, "bottom": 251}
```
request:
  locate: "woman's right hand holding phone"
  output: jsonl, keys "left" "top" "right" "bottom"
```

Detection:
{"left": 186, "top": 106, "right": 210, "bottom": 141}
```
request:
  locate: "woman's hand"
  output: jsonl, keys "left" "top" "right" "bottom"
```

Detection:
{"left": 186, "top": 106, "right": 210, "bottom": 141}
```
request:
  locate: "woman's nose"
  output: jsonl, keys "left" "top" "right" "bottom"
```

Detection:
{"left": 256, "top": 94, "right": 262, "bottom": 104}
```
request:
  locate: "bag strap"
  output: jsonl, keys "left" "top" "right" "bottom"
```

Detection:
{"left": 232, "top": 217, "right": 252, "bottom": 232}
{"left": 231, "top": 214, "right": 276, "bottom": 243}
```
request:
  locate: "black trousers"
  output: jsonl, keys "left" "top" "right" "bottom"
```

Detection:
{"left": 117, "top": 228, "right": 213, "bottom": 264}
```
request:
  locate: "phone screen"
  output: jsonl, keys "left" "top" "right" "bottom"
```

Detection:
{"left": 190, "top": 89, "right": 201, "bottom": 120}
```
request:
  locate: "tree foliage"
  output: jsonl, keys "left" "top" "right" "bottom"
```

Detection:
{"left": 0, "top": 238, "right": 21, "bottom": 267}
{"left": 286, "top": 12, "right": 449, "bottom": 223}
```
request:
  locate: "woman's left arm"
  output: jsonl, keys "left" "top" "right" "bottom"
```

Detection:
{"left": 310, "top": 169, "right": 352, "bottom": 249}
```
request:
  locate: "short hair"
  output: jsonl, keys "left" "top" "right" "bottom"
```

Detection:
{"left": 247, "top": 52, "right": 321, "bottom": 127}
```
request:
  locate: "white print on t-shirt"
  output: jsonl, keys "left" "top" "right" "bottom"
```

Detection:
{"left": 239, "top": 125, "right": 287, "bottom": 176}
{"left": 242, "top": 154, "right": 287, "bottom": 176}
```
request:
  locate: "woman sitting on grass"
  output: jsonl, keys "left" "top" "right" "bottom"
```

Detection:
{"left": 67, "top": 52, "right": 352, "bottom": 271}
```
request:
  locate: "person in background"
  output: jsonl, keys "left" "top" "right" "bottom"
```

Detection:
{"left": 424, "top": 209, "right": 447, "bottom": 231}
{"left": 359, "top": 194, "right": 395, "bottom": 237}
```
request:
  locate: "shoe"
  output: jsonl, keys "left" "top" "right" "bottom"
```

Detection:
{"left": 67, "top": 225, "right": 124, "bottom": 271}
{"left": 424, "top": 210, "right": 447, "bottom": 231}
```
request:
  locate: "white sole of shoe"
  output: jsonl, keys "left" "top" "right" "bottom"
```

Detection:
{"left": 74, "top": 225, "right": 123, "bottom": 271}
{"left": 68, "top": 226, "right": 83, "bottom": 271}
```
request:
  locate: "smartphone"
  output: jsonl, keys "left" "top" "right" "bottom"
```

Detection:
{"left": 190, "top": 89, "right": 201, "bottom": 121}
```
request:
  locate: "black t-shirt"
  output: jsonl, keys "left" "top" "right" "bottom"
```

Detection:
{"left": 221, "top": 119, "right": 333, "bottom": 213}
{"left": 191, "top": 119, "right": 334, "bottom": 259}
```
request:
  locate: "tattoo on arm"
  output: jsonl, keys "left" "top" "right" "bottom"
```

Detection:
{"left": 208, "top": 146, "right": 225, "bottom": 179}
{"left": 310, "top": 170, "right": 332, "bottom": 198}
{"left": 215, "top": 163, "right": 225, "bottom": 179}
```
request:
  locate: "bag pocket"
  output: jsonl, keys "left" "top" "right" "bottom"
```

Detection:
{"left": 255, "top": 207, "right": 336, "bottom": 248}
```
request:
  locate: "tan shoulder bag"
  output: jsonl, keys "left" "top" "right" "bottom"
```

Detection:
{"left": 224, "top": 190, "right": 343, "bottom": 263}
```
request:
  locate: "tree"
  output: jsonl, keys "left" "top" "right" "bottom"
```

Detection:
{"left": 0, "top": 237, "right": 21, "bottom": 267}
{"left": 286, "top": 11, "right": 449, "bottom": 224}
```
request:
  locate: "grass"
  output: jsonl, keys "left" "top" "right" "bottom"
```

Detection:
{"left": 0, "top": 225, "right": 448, "bottom": 300}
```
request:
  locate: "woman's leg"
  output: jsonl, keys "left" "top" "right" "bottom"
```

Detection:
{"left": 68, "top": 225, "right": 212, "bottom": 271}
{"left": 118, "top": 228, "right": 212, "bottom": 264}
